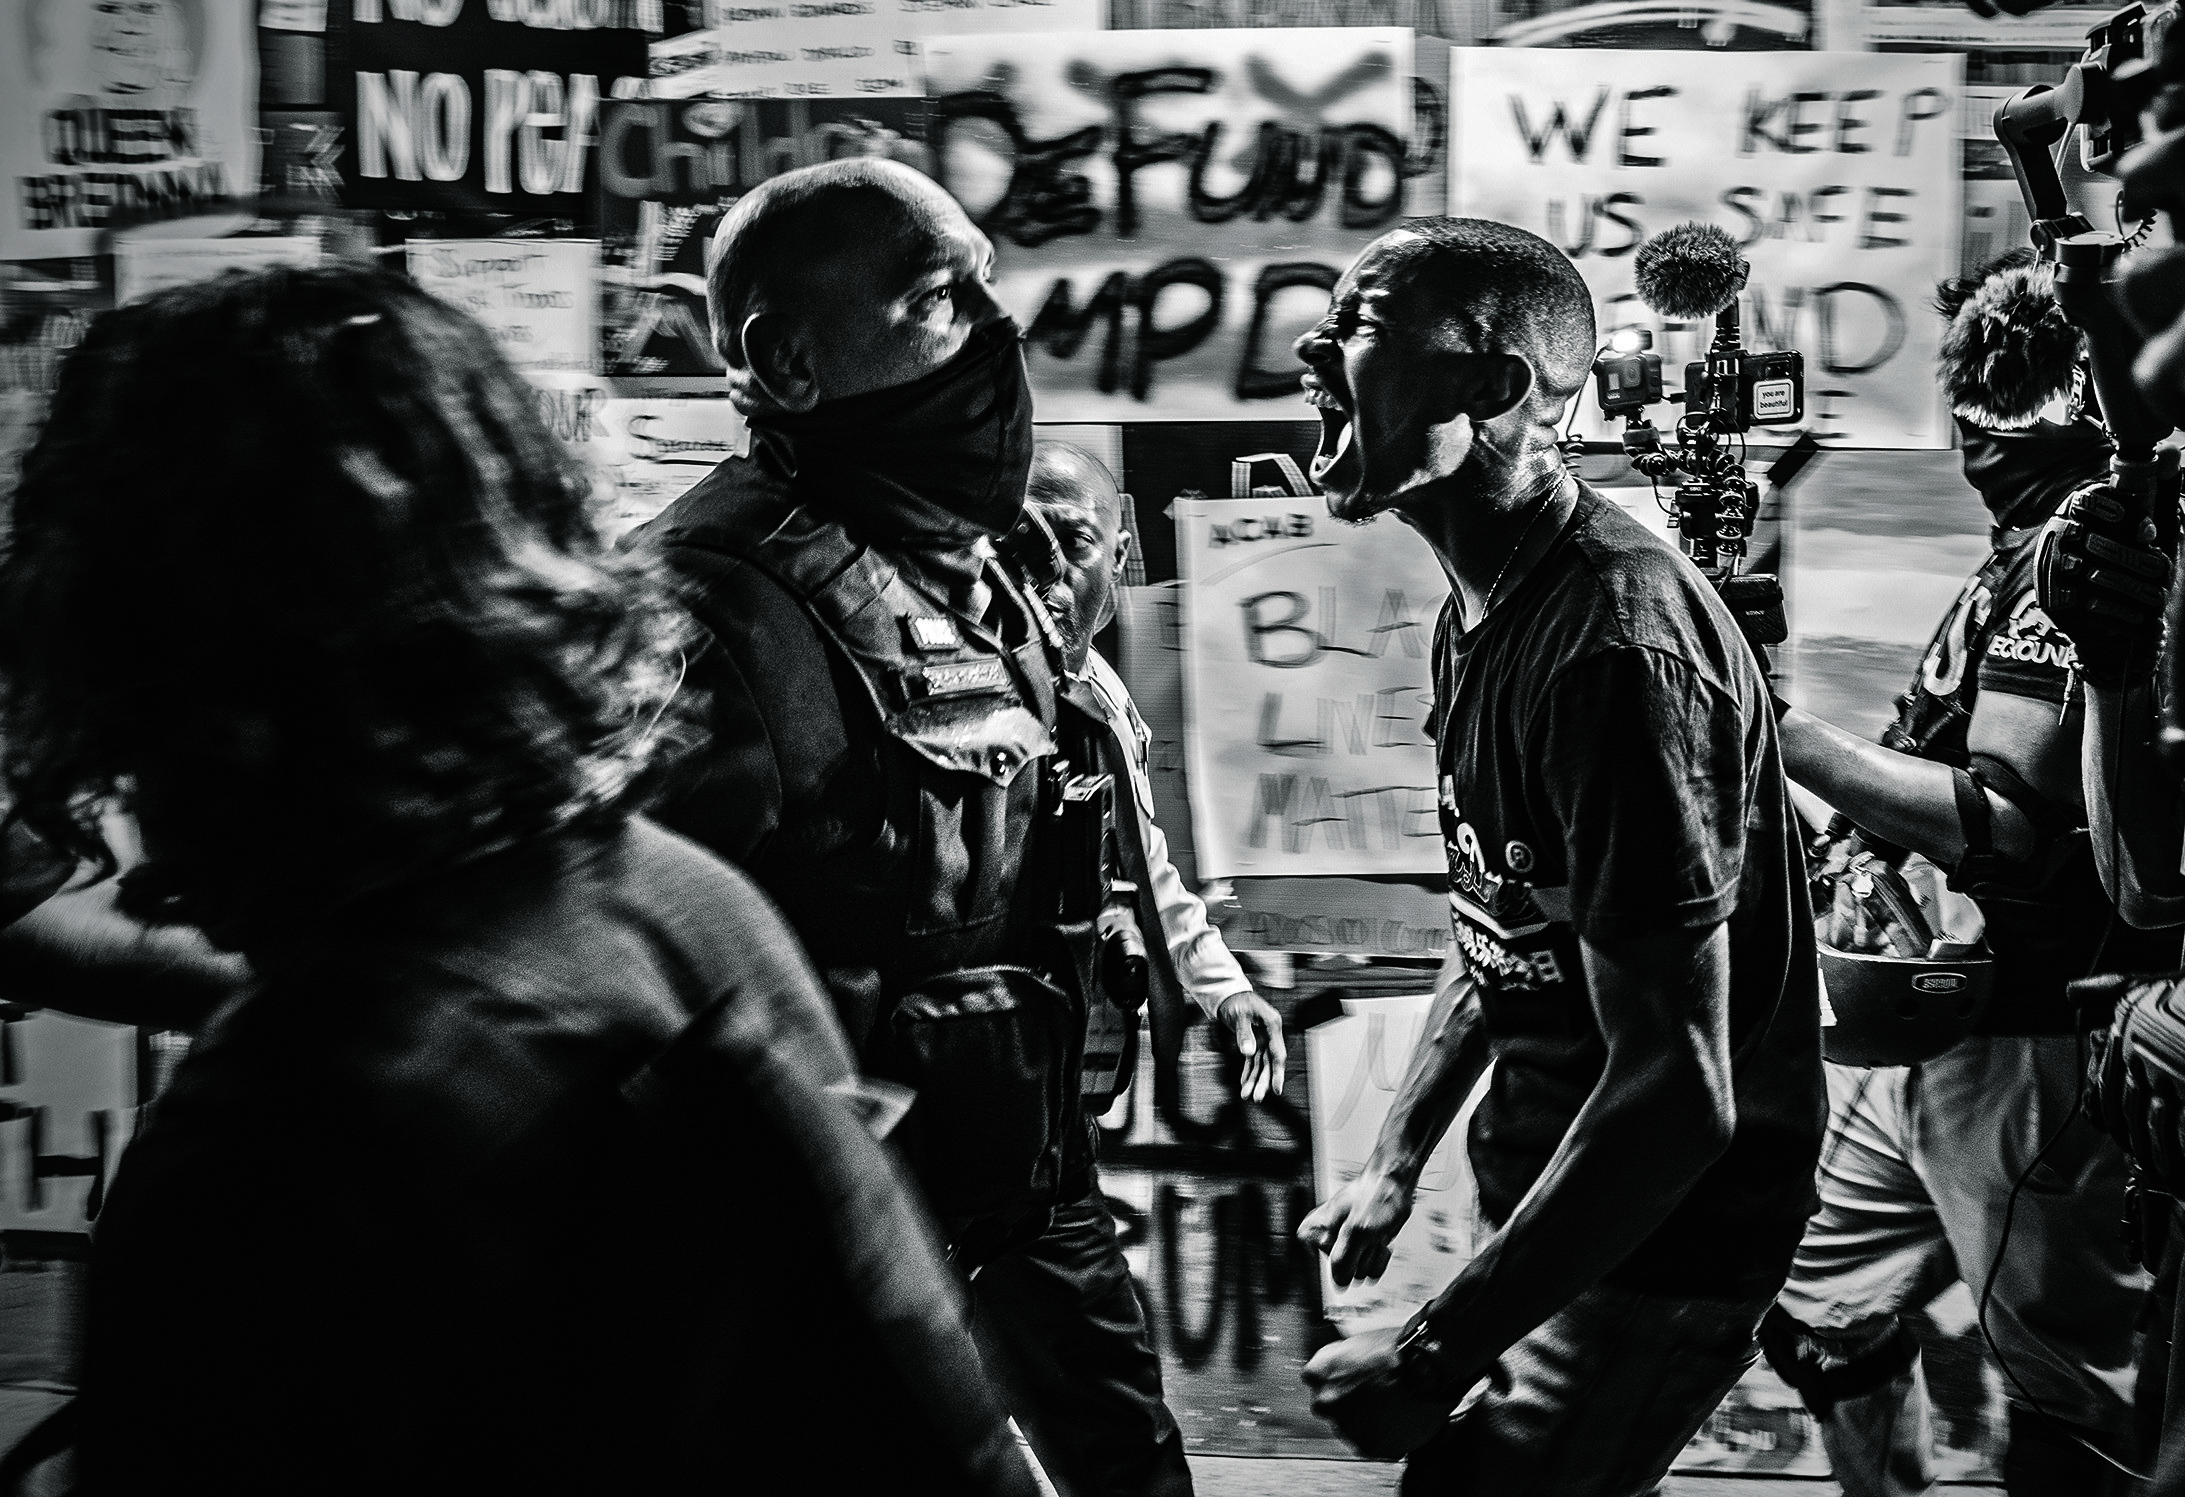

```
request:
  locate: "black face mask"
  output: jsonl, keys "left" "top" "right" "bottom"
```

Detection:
{"left": 1957, "top": 416, "right": 2113, "bottom": 533}
{"left": 749, "top": 317, "right": 1034, "bottom": 548}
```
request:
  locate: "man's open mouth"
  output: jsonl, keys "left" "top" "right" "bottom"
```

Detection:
{"left": 1303, "top": 380, "right": 1354, "bottom": 486}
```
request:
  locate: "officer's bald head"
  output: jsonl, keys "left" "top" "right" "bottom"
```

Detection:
{"left": 705, "top": 159, "right": 1004, "bottom": 410}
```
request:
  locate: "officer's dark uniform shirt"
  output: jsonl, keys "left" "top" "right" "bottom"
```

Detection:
{"left": 1881, "top": 418, "right": 2182, "bottom": 1027}
{"left": 1432, "top": 486, "right": 1826, "bottom": 1299}
{"left": 637, "top": 453, "right": 1069, "bottom": 1061}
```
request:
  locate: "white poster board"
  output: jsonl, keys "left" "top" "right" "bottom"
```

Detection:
{"left": 1308, "top": 990, "right": 1489, "bottom": 1334}
{"left": 407, "top": 240, "right": 602, "bottom": 377}
{"left": 924, "top": 28, "right": 1419, "bottom": 423}
{"left": 530, "top": 373, "right": 745, "bottom": 539}
{"left": 648, "top": 0, "right": 1101, "bottom": 101}
{"left": 115, "top": 236, "right": 320, "bottom": 304}
{"left": 1, "top": 0, "right": 261, "bottom": 259}
{"left": 1178, "top": 486, "right": 1447, "bottom": 879}
{"left": 0, "top": 1011, "right": 136, "bottom": 1235}
{"left": 1451, "top": 48, "right": 1964, "bottom": 450}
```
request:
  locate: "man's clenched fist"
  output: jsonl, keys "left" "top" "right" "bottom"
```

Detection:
{"left": 1301, "top": 1327, "right": 1457, "bottom": 1459}
{"left": 1298, "top": 1170, "right": 1412, "bottom": 1286}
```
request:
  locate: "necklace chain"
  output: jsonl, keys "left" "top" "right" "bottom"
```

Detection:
{"left": 1478, "top": 478, "right": 1568, "bottom": 624}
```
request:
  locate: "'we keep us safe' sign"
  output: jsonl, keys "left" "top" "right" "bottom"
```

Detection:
{"left": 1179, "top": 470, "right": 1449, "bottom": 880}
{"left": 1451, "top": 48, "right": 1964, "bottom": 449}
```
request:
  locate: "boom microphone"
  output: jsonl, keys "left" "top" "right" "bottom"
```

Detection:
{"left": 1634, "top": 223, "right": 1747, "bottom": 321}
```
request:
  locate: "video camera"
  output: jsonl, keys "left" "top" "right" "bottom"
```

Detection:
{"left": 1592, "top": 222, "right": 1809, "bottom": 651}
{"left": 1998, "top": 4, "right": 2185, "bottom": 748}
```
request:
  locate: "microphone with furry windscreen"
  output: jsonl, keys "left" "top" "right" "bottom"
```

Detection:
{"left": 1590, "top": 222, "right": 1808, "bottom": 655}
{"left": 1634, "top": 222, "right": 1747, "bottom": 321}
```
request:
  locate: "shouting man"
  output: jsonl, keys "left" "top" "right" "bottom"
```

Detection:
{"left": 1293, "top": 218, "right": 1825, "bottom": 1494}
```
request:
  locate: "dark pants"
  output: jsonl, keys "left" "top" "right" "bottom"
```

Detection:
{"left": 1400, "top": 1280, "right": 1774, "bottom": 1497}
{"left": 969, "top": 1178, "right": 1195, "bottom": 1497}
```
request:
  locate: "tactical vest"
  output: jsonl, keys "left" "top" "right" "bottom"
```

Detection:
{"left": 1871, "top": 523, "right": 2180, "bottom": 1030}
{"left": 662, "top": 487, "right": 1100, "bottom": 1263}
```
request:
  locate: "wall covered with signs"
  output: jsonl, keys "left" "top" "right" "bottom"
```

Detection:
{"left": 1, "top": 2, "right": 2125, "bottom": 1484}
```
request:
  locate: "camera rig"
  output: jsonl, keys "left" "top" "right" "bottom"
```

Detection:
{"left": 1995, "top": 3, "right": 2184, "bottom": 749}
{"left": 1592, "top": 225, "right": 1808, "bottom": 650}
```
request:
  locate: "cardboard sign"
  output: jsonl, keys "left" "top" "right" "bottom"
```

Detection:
{"left": 0, "top": 1010, "right": 137, "bottom": 1235}
{"left": 648, "top": 0, "right": 1100, "bottom": 101}
{"left": 116, "top": 236, "right": 321, "bottom": 304}
{"left": 1451, "top": 48, "right": 1964, "bottom": 449}
{"left": 1178, "top": 477, "right": 1447, "bottom": 880}
{"left": 328, "top": 0, "right": 655, "bottom": 221}
{"left": 528, "top": 372, "right": 744, "bottom": 536}
{"left": 924, "top": 28, "right": 1426, "bottom": 423}
{"left": 409, "top": 238, "right": 601, "bottom": 374}
{"left": 1, "top": 0, "right": 261, "bottom": 259}
{"left": 1307, "top": 990, "right": 1488, "bottom": 1334}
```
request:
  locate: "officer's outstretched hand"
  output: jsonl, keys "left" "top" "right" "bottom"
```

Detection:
{"left": 1302, "top": 1328, "right": 1452, "bottom": 1459}
{"left": 1218, "top": 990, "right": 1287, "bottom": 1102}
{"left": 1299, "top": 1170, "right": 1412, "bottom": 1286}
{"left": 2035, "top": 482, "right": 2172, "bottom": 689}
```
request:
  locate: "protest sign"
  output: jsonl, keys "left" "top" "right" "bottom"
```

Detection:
{"left": 1451, "top": 48, "right": 1963, "bottom": 449}
{"left": 0, "top": 1010, "right": 137, "bottom": 1235}
{"left": 327, "top": 0, "right": 656, "bottom": 222}
{"left": 924, "top": 28, "right": 1427, "bottom": 423}
{"left": 1307, "top": 991, "right": 1486, "bottom": 1333}
{"left": 0, "top": 0, "right": 260, "bottom": 259}
{"left": 115, "top": 236, "right": 321, "bottom": 304}
{"left": 593, "top": 96, "right": 928, "bottom": 379}
{"left": 409, "top": 238, "right": 600, "bottom": 374}
{"left": 527, "top": 372, "right": 744, "bottom": 536}
{"left": 1177, "top": 475, "right": 1447, "bottom": 880}
{"left": 648, "top": 0, "right": 1099, "bottom": 101}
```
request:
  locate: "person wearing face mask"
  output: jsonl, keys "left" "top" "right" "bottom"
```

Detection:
{"left": 1756, "top": 255, "right": 2170, "bottom": 1497}
{"left": 627, "top": 163, "right": 1194, "bottom": 1497}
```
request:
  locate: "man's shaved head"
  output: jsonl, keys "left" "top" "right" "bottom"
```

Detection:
{"left": 704, "top": 159, "right": 1004, "bottom": 410}
{"left": 1021, "top": 441, "right": 1129, "bottom": 671}
{"left": 1297, "top": 217, "right": 1596, "bottom": 522}
{"left": 1380, "top": 217, "right": 1597, "bottom": 407}
{"left": 708, "top": 159, "right": 952, "bottom": 361}
{"left": 1027, "top": 441, "right": 1123, "bottom": 534}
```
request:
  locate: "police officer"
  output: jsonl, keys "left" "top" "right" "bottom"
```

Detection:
{"left": 629, "top": 161, "right": 1194, "bottom": 1497}
{"left": 1761, "top": 256, "right": 2174, "bottom": 1497}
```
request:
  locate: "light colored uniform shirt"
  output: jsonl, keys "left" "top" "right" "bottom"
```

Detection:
{"left": 1077, "top": 649, "right": 1253, "bottom": 1018}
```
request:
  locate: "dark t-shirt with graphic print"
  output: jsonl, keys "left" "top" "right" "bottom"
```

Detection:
{"left": 1433, "top": 487, "right": 1825, "bottom": 1300}
{"left": 1883, "top": 498, "right": 2182, "bottom": 1030}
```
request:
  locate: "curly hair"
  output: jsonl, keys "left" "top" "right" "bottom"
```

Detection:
{"left": 0, "top": 265, "right": 702, "bottom": 948}
{"left": 1935, "top": 256, "right": 2086, "bottom": 431}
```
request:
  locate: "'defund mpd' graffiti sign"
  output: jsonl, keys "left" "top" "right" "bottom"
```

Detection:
{"left": 924, "top": 28, "right": 1424, "bottom": 422}
{"left": 1453, "top": 48, "right": 1963, "bottom": 449}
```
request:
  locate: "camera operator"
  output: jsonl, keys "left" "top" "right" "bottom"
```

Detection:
{"left": 627, "top": 162, "right": 1194, "bottom": 1497}
{"left": 1761, "top": 256, "right": 2172, "bottom": 1497}
{"left": 1290, "top": 218, "right": 1825, "bottom": 1494}
{"left": 2009, "top": 11, "right": 2185, "bottom": 1492}
{"left": 2042, "top": 10, "right": 2185, "bottom": 923}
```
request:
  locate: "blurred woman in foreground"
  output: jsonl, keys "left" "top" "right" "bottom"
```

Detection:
{"left": 0, "top": 266, "right": 1032, "bottom": 1497}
